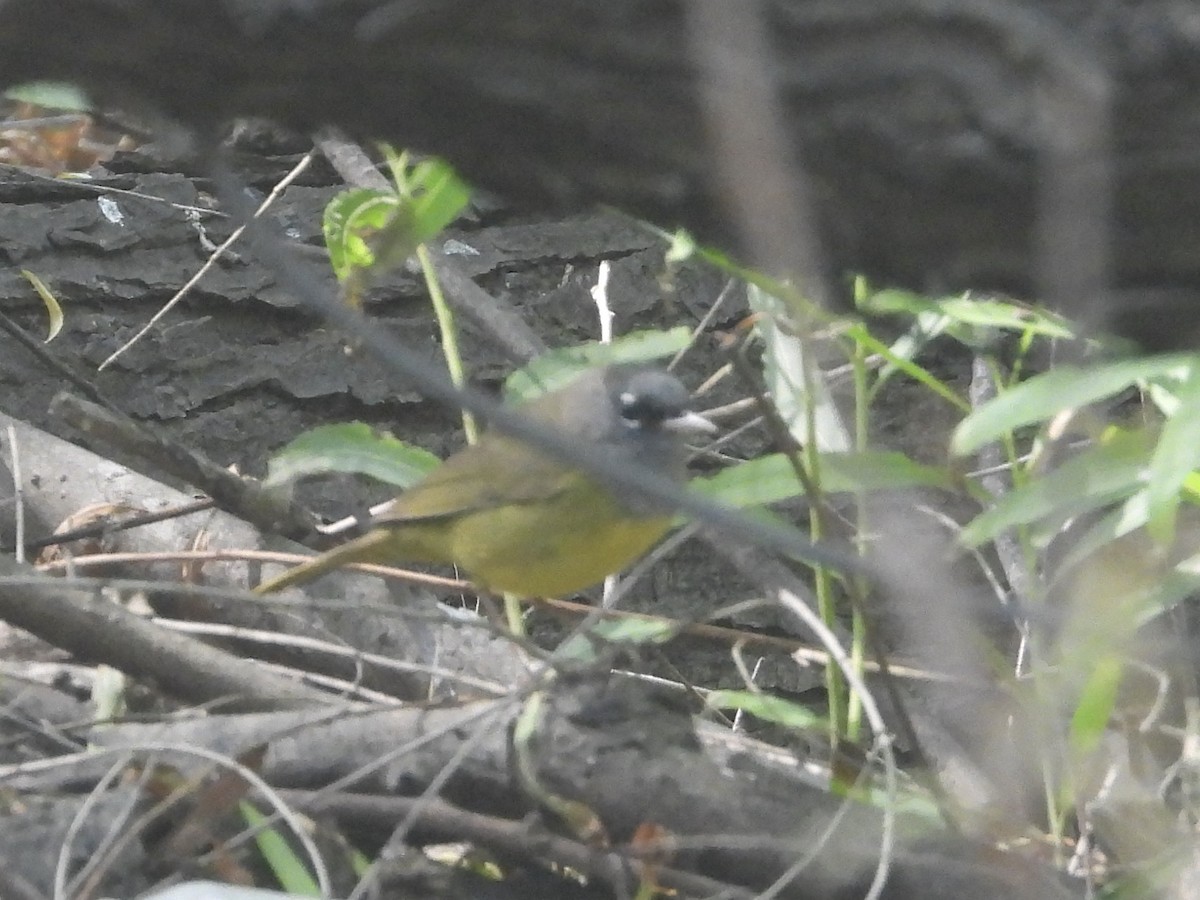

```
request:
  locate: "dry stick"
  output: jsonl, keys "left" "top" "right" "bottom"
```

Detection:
{"left": 280, "top": 789, "right": 756, "bottom": 900}
{"left": 0, "top": 556, "right": 327, "bottom": 711}
{"left": 157, "top": 618, "right": 509, "bottom": 699}
{"left": 669, "top": 277, "right": 738, "bottom": 371}
{"left": 13, "top": 497, "right": 215, "bottom": 554}
{"left": 538, "top": 598, "right": 966, "bottom": 686}
{"left": 50, "top": 392, "right": 314, "bottom": 541}
{"left": 56, "top": 751, "right": 141, "bottom": 900}
{"left": 5, "top": 425, "right": 24, "bottom": 565}
{"left": 36, "top": 548, "right": 471, "bottom": 593}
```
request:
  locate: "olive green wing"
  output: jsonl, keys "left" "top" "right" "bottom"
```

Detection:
{"left": 374, "top": 432, "right": 579, "bottom": 525}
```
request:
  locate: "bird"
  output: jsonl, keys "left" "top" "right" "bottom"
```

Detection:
{"left": 253, "top": 364, "right": 716, "bottom": 598}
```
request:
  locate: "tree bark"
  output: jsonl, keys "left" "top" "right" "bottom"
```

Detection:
{"left": 2, "top": 0, "right": 1198, "bottom": 344}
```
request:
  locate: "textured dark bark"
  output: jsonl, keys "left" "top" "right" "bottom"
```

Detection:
{"left": 1, "top": 1, "right": 1199, "bottom": 344}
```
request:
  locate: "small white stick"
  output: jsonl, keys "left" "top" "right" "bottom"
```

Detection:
{"left": 590, "top": 259, "right": 614, "bottom": 345}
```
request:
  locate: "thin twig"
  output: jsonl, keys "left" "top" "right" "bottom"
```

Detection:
{"left": 99, "top": 149, "right": 317, "bottom": 371}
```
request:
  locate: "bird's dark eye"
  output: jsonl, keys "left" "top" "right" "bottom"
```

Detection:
{"left": 618, "top": 390, "right": 649, "bottom": 425}
{"left": 619, "top": 388, "right": 676, "bottom": 427}
{"left": 611, "top": 368, "right": 691, "bottom": 428}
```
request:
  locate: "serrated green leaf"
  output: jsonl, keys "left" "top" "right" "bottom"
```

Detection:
{"left": 264, "top": 423, "right": 440, "bottom": 489}
{"left": 952, "top": 354, "right": 1196, "bottom": 456}
{"left": 504, "top": 329, "right": 691, "bottom": 402}
{"left": 322, "top": 188, "right": 401, "bottom": 281}
{"left": 960, "top": 432, "right": 1150, "bottom": 548}
{"left": 707, "top": 690, "right": 825, "bottom": 730}
{"left": 20, "top": 269, "right": 63, "bottom": 342}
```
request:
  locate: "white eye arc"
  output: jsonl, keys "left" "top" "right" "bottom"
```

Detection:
{"left": 618, "top": 391, "right": 640, "bottom": 428}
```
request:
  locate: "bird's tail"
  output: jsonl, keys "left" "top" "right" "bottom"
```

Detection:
{"left": 253, "top": 528, "right": 398, "bottom": 595}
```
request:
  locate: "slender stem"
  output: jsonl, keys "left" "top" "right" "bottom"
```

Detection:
{"left": 799, "top": 348, "right": 846, "bottom": 749}
{"left": 504, "top": 593, "right": 526, "bottom": 637}
{"left": 846, "top": 334, "right": 870, "bottom": 742}
{"left": 418, "top": 243, "right": 478, "bottom": 444}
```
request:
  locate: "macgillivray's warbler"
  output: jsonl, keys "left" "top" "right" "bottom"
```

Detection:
{"left": 253, "top": 364, "right": 716, "bottom": 597}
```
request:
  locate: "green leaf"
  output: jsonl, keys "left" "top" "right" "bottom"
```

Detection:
{"left": 322, "top": 188, "right": 401, "bottom": 282}
{"left": 20, "top": 269, "right": 63, "bottom": 342}
{"left": 590, "top": 617, "right": 679, "bottom": 645}
{"left": 241, "top": 801, "right": 321, "bottom": 897}
{"left": 952, "top": 354, "right": 1197, "bottom": 456}
{"left": 691, "top": 455, "right": 803, "bottom": 508}
{"left": 959, "top": 431, "right": 1151, "bottom": 548}
{"left": 865, "top": 290, "right": 1072, "bottom": 339}
{"left": 822, "top": 449, "right": 959, "bottom": 492}
{"left": 409, "top": 159, "right": 471, "bottom": 242}
{"left": 691, "top": 451, "right": 957, "bottom": 509}
{"left": 751, "top": 282, "right": 850, "bottom": 451}
{"left": 707, "top": 690, "right": 825, "bottom": 730}
{"left": 1144, "top": 360, "right": 1200, "bottom": 544}
{"left": 555, "top": 617, "right": 679, "bottom": 662}
{"left": 935, "top": 296, "right": 1074, "bottom": 339}
{"left": 1069, "top": 656, "right": 1124, "bottom": 758}
{"left": 504, "top": 329, "right": 691, "bottom": 402}
{"left": 845, "top": 322, "right": 970, "bottom": 412}
{"left": 264, "top": 423, "right": 441, "bottom": 489}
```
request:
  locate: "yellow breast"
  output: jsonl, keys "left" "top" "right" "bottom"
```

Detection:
{"left": 446, "top": 483, "right": 673, "bottom": 597}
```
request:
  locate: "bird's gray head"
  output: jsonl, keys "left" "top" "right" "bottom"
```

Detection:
{"left": 604, "top": 365, "right": 716, "bottom": 437}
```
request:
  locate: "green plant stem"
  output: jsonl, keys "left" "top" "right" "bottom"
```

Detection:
{"left": 846, "top": 337, "right": 871, "bottom": 742}
{"left": 980, "top": 354, "right": 1069, "bottom": 842}
{"left": 799, "top": 350, "right": 847, "bottom": 748}
{"left": 417, "top": 243, "right": 477, "bottom": 444}
{"left": 504, "top": 593, "right": 526, "bottom": 637}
